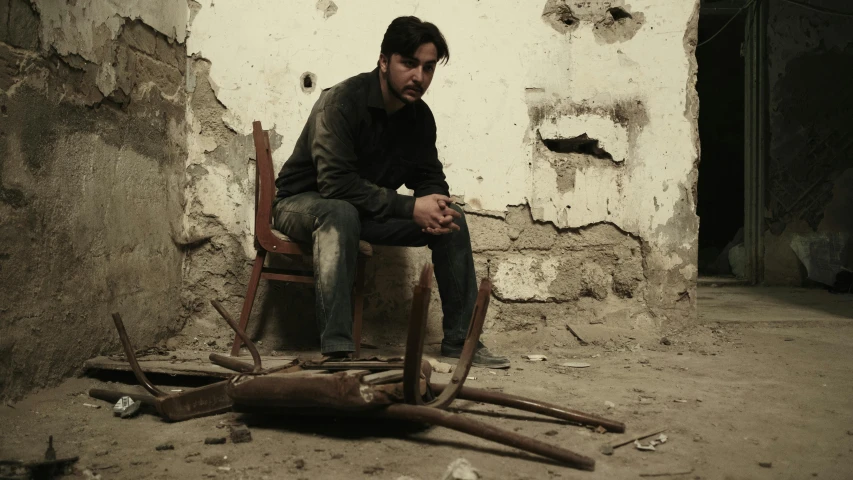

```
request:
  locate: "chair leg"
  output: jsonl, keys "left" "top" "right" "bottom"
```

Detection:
{"left": 352, "top": 255, "right": 367, "bottom": 359}
{"left": 230, "top": 251, "right": 267, "bottom": 357}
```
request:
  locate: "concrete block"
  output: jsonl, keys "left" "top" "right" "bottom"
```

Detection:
{"left": 155, "top": 34, "right": 185, "bottom": 74}
{"left": 8, "top": 0, "right": 39, "bottom": 50}
{"left": 467, "top": 213, "right": 511, "bottom": 252}
{"left": 122, "top": 20, "right": 157, "bottom": 55}
{"left": 133, "top": 49, "right": 182, "bottom": 98}
{"left": 0, "top": 0, "right": 10, "bottom": 43}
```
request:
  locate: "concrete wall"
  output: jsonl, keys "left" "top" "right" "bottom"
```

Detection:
{"left": 0, "top": 0, "right": 188, "bottom": 399}
{"left": 764, "top": 0, "right": 853, "bottom": 285}
{"left": 179, "top": 0, "right": 700, "bottom": 350}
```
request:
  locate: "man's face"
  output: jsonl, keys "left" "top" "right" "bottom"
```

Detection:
{"left": 380, "top": 42, "right": 438, "bottom": 105}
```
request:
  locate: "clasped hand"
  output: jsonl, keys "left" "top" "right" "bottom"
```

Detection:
{"left": 413, "top": 194, "right": 461, "bottom": 235}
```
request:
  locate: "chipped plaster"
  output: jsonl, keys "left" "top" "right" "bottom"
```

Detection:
{"left": 181, "top": 0, "right": 699, "bottom": 341}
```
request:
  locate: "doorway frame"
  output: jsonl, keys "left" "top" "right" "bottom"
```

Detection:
{"left": 699, "top": 0, "right": 768, "bottom": 284}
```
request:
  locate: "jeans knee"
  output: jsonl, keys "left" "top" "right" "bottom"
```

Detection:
{"left": 319, "top": 200, "right": 361, "bottom": 238}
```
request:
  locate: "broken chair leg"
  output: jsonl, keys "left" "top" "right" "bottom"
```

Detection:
{"left": 379, "top": 403, "right": 596, "bottom": 471}
{"left": 211, "top": 300, "right": 262, "bottom": 373}
{"left": 403, "top": 264, "right": 492, "bottom": 408}
{"left": 94, "top": 313, "right": 233, "bottom": 422}
{"left": 431, "top": 383, "right": 626, "bottom": 433}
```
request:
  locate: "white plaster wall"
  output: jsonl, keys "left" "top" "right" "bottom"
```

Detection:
{"left": 183, "top": 0, "right": 698, "bottom": 327}
{"left": 187, "top": 0, "right": 695, "bottom": 240}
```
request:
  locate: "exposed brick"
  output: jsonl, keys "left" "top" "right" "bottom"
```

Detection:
{"left": 121, "top": 20, "right": 156, "bottom": 55}
{"left": 133, "top": 49, "right": 182, "bottom": 97}
{"left": 154, "top": 34, "right": 185, "bottom": 75}
{"left": 467, "top": 213, "right": 512, "bottom": 252}
{"left": 0, "top": 43, "right": 27, "bottom": 90}
{"left": 8, "top": 0, "right": 39, "bottom": 50}
{"left": 0, "top": 0, "right": 11, "bottom": 43}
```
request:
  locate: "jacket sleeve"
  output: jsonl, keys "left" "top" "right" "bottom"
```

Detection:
{"left": 405, "top": 105, "right": 450, "bottom": 198}
{"left": 312, "top": 104, "right": 415, "bottom": 220}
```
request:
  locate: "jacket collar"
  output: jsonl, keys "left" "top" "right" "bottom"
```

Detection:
{"left": 367, "top": 67, "right": 418, "bottom": 120}
{"left": 367, "top": 68, "right": 385, "bottom": 110}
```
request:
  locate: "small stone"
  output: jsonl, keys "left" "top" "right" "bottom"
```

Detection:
{"left": 847, "top": 430, "right": 853, "bottom": 436}
{"left": 559, "top": 362, "right": 591, "bottom": 368}
{"left": 363, "top": 466, "right": 384, "bottom": 474}
{"left": 693, "top": 434, "right": 702, "bottom": 442}
{"left": 155, "top": 443, "right": 174, "bottom": 451}
{"left": 660, "top": 337, "right": 672, "bottom": 345}
{"left": 595, "top": 426, "right": 607, "bottom": 434}
{"left": 229, "top": 425, "right": 252, "bottom": 444}
{"left": 294, "top": 458, "right": 305, "bottom": 469}
{"left": 759, "top": 462, "right": 772, "bottom": 468}
{"left": 605, "top": 401, "right": 616, "bottom": 409}
{"left": 784, "top": 338, "right": 794, "bottom": 342}
{"left": 428, "top": 358, "right": 453, "bottom": 374}
{"left": 330, "top": 453, "right": 344, "bottom": 460}
{"left": 204, "top": 437, "right": 226, "bottom": 445}
{"left": 206, "top": 339, "right": 217, "bottom": 346}
{"left": 544, "top": 430, "right": 558, "bottom": 436}
{"left": 441, "top": 458, "right": 480, "bottom": 480}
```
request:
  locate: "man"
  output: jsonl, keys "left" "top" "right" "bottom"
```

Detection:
{"left": 273, "top": 16, "right": 509, "bottom": 368}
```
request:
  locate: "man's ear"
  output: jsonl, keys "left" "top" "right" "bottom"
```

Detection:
{"left": 378, "top": 53, "right": 389, "bottom": 73}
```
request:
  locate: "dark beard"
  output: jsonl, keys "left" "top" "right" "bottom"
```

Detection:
{"left": 383, "top": 70, "right": 412, "bottom": 105}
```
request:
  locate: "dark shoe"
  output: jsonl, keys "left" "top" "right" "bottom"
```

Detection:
{"left": 441, "top": 342, "right": 511, "bottom": 369}
{"left": 322, "top": 351, "right": 353, "bottom": 361}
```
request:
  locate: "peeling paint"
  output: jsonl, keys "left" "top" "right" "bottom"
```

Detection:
{"left": 180, "top": 0, "right": 701, "bottom": 346}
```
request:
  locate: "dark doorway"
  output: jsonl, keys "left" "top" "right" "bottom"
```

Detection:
{"left": 697, "top": 7, "right": 746, "bottom": 275}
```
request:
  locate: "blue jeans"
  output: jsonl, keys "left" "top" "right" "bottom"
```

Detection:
{"left": 272, "top": 192, "right": 477, "bottom": 354}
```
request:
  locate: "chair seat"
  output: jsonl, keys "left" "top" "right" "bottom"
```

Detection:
{"left": 270, "top": 227, "right": 374, "bottom": 257}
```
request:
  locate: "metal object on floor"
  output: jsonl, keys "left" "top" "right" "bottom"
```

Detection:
{"left": 92, "top": 313, "right": 233, "bottom": 422}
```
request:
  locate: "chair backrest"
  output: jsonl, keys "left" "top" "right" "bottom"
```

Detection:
{"left": 252, "top": 120, "right": 305, "bottom": 255}
{"left": 251, "top": 121, "right": 274, "bottom": 247}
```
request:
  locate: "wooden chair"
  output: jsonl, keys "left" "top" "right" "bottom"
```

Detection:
{"left": 229, "top": 121, "right": 373, "bottom": 358}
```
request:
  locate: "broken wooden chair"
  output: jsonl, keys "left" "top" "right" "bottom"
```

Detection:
{"left": 219, "top": 265, "right": 625, "bottom": 470}
{"left": 89, "top": 265, "right": 625, "bottom": 470}
{"left": 231, "top": 120, "right": 373, "bottom": 358}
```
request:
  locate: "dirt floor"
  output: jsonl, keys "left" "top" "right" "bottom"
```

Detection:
{"left": 2, "top": 283, "right": 853, "bottom": 479}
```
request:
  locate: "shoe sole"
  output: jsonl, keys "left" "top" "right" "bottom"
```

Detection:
{"left": 441, "top": 355, "right": 511, "bottom": 369}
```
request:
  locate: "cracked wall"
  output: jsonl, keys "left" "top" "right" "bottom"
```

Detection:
{"left": 181, "top": 0, "right": 699, "bottom": 350}
{"left": 0, "top": 0, "right": 188, "bottom": 399}
{"left": 763, "top": 0, "right": 853, "bottom": 285}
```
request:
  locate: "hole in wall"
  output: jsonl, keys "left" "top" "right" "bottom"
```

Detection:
{"left": 608, "top": 7, "right": 632, "bottom": 21}
{"left": 300, "top": 72, "right": 317, "bottom": 93}
{"left": 541, "top": 133, "right": 614, "bottom": 161}
{"left": 559, "top": 9, "right": 577, "bottom": 26}
{"left": 542, "top": 0, "right": 579, "bottom": 34}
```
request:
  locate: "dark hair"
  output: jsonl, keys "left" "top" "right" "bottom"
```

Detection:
{"left": 380, "top": 16, "right": 449, "bottom": 64}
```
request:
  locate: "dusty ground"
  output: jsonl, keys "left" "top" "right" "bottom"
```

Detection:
{"left": 2, "top": 284, "right": 852, "bottom": 480}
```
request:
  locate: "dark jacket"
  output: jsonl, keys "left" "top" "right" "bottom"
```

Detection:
{"left": 274, "top": 68, "right": 450, "bottom": 221}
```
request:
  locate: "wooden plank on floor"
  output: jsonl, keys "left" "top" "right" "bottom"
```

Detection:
{"left": 85, "top": 350, "right": 297, "bottom": 378}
